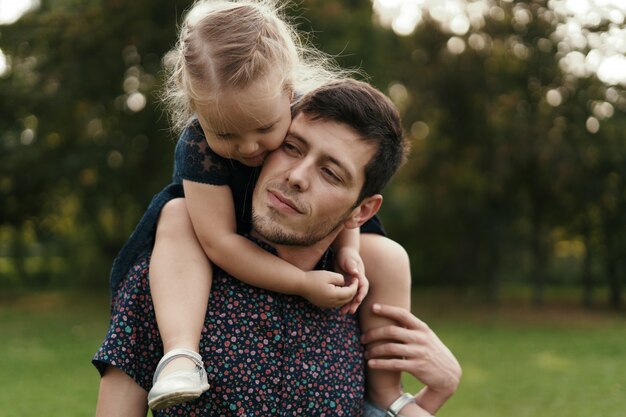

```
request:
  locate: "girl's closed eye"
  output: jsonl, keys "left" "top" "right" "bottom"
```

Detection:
{"left": 257, "top": 123, "right": 276, "bottom": 133}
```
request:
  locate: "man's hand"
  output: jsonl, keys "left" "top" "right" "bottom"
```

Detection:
{"left": 361, "top": 303, "right": 462, "bottom": 414}
{"left": 334, "top": 246, "right": 369, "bottom": 314}
{"left": 301, "top": 270, "right": 358, "bottom": 309}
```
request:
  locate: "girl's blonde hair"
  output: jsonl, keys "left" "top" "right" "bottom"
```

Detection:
{"left": 161, "top": 0, "right": 347, "bottom": 135}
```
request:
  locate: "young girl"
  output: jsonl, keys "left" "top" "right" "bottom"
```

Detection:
{"left": 102, "top": 0, "right": 417, "bottom": 415}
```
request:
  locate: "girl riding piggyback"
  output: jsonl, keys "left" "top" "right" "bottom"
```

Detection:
{"left": 99, "top": 0, "right": 415, "bottom": 413}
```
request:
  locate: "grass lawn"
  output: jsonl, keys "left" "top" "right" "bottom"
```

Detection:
{"left": 403, "top": 290, "right": 626, "bottom": 417}
{"left": 0, "top": 289, "right": 624, "bottom": 416}
{"left": 0, "top": 291, "right": 110, "bottom": 416}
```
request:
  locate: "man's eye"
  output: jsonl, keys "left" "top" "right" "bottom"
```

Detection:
{"left": 321, "top": 167, "right": 341, "bottom": 183}
{"left": 282, "top": 142, "right": 299, "bottom": 153}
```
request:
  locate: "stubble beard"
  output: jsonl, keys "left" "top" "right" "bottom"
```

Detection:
{"left": 251, "top": 208, "right": 350, "bottom": 247}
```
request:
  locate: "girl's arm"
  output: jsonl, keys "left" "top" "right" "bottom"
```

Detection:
{"left": 332, "top": 227, "right": 369, "bottom": 314}
{"left": 183, "top": 179, "right": 357, "bottom": 308}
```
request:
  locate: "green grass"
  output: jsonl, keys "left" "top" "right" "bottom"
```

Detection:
{"left": 0, "top": 291, "right": 110, "bottom": 416}
{"left": 0, "top": 289, "right": 624, "bottom": 417}
{"left": 403, "top": 290, "right": 626, "bottom": 417}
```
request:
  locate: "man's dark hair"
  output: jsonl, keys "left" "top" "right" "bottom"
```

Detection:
{"left": 292, "top": 79, "right": 410, "bottom": 203}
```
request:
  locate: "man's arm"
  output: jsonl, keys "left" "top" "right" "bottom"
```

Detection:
{"left": 96, "top": 367, "right": 148, "bottom": 417}
{"left": 361, "top": 303, "right": 462, "bottom": 415}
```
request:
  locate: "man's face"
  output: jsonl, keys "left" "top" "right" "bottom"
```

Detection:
{"left": 252, "top": 113, "right": 377, "bottom": 246}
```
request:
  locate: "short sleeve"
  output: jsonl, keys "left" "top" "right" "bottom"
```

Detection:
{"left": 172, "top": 120, "right": 231, "bottom": 185}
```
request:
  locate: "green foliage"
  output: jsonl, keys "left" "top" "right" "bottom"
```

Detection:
{"left": 1, "top": 0, "right": 625, "bottom": 307}
{"left": 0, "top": 0, "right": 195, "bottom": 288}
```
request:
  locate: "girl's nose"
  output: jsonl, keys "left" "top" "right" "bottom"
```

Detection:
{"left": 238, "top": 140, "right": 259, "bottom": 155}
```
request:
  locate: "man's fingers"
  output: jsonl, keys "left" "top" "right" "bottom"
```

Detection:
{"left": 360, "top": 324, "right": 419, "bottom": 345}
{"left": 364, "top": 342, "right": 416, "bottom": 359}
{"left": 366, "top": 358, "right": 411, "bottom": 372}
{"left": 370, "top": 303, "right": 427, "bottom": 330}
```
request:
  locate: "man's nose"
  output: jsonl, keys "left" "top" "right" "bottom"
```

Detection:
{"left": 286, "top": 159, "right": 311, "bottom": 191}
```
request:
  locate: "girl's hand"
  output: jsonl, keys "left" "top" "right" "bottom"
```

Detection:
{"left": 335, "top": 246, "right": 369, "bottom": 315}
{"left": 361, "top": 304, "right": 461, "bottom": 414}
{"left": 302, "top": 270, "right": 358, "bottom": 309}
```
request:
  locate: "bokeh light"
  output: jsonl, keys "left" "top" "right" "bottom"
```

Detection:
{"left": 447, "top": 36, "right": 466, "bottom": 54}
{"left": 126, "top": 92, "right": 146, "bottom": 113}
{"left": 546, "top": 89, "right": 563, "bottom": 107}
{"left": 586, "top": 116, "right": 600, "bottom": 133}
{"left": 0, "top": 48, "right": 8, "bottom": 76}
{"left": 372, "top": 0, "right": 626, "bottom": 85}
{"left": 0, "top": 0, "right": 39, "bottom": 25}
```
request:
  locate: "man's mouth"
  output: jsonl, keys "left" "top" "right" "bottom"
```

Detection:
{"left": 267, "top": 190, "right": 304, "bottom": 214}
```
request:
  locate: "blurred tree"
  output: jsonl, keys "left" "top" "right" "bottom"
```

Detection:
{"left": 0, "top": 0, "right": 194, "bottom": 287}
{"left": 1, "top": 0, "right": 625, "bottom": 309}
{"left": 380, "top": 2, "right": 567, "bottom": 304}
{"left": 361, "top": 0, "right": 626, "bottom": 307}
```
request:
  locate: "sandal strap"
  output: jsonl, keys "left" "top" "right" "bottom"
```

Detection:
{"left": 152, "top": 348, "right": 204, "bottom": 385}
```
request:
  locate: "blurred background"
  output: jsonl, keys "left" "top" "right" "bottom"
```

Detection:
{"left": 0, "top": 0, "right": 625, "bottom": 416}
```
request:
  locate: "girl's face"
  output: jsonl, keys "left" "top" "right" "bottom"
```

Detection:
{"left": 195, "top": 75, "right": 292, "bottom": 167}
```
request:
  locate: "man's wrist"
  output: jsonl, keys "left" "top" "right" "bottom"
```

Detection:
{"left": 386, "top": 393, "right": 435, "bottom": 417}
{"left": 414, "top": 385, "right": 456, "bottom": 414}
{"left": 386, "top": 393, "right": 416, "bottom": 417}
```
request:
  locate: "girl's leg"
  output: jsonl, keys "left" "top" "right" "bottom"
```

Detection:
{"left": 95, "top": 366, "right": 148, "bottom": 417}
{"left": 150, "top": 198, "right": 212, "bottom": 375}
{"left": 359, "top": 234, "right": 419, "bottom": 412}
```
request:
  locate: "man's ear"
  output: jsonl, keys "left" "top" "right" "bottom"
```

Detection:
{"left": 344, "top": 194, "right": 383, "bottom": 229}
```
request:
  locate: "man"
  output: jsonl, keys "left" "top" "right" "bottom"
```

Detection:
{"left": 94, "top": 80, "right": 461, "bottom": 417}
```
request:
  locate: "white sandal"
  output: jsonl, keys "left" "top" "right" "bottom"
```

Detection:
{"left": 147, "top": 348, "right": 211, "bottom": 410}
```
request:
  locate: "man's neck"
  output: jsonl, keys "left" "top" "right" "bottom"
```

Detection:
{"left": 250, "top": 230, "right": 337, "bottom": 271}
